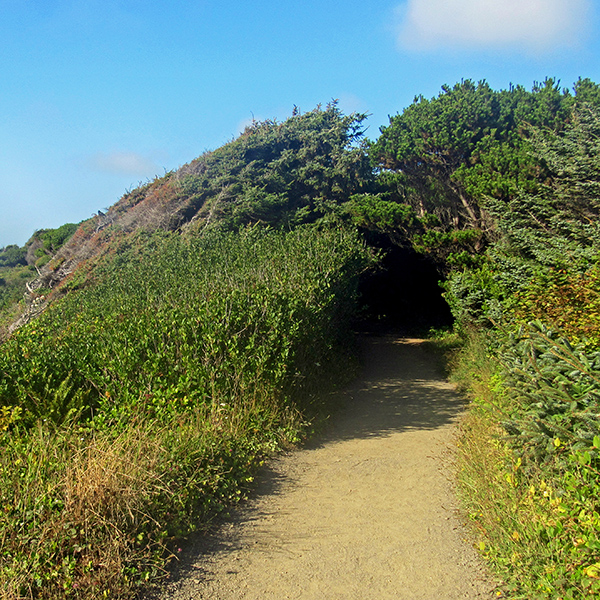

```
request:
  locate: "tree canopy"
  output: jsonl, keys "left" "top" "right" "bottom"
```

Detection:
{"left": 363, "top": 79, "right": 600, "bottom": 269}
{"left": 166, "top": 102, "right": 374, "bottom": 230}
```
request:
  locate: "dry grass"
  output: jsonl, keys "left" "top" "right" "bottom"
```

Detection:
{"left": 0, "top": 397, "right": 298, "bottom": 599}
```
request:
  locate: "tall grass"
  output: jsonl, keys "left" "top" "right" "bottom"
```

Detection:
{"left": 1, "top": 401, "right": 294, "bottom": 599}
{"left": 0, "top": 225, "right": 373, "bottom": 598}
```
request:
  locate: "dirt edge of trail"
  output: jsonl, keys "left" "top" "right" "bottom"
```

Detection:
{"left": 148, "top": 335, "right": 500, "bottom": 600}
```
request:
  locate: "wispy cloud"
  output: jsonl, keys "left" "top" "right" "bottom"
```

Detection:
{"left": 87, "top": 151, "right": 160, "bottom": 176}
{"left": 337, "top": 93, "right": 368, "bottom": 115}
{"left": 396, "top": 0, "right": 591, "bottom": 53}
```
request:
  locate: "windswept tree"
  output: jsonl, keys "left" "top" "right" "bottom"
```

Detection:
{"left": 368, "top": 79, "right": 576, "bottom": 264}
{"left": 441, "top": 85, "right": 600, "bottom": 327}
{"left": 489, "top": 101, "right": 600, "bottom": 292}
{"left": 166, "top": 102, "right": 374, "bottom": 230}
{"left": 371, "top": 80, "right": 500, "bottom": 232}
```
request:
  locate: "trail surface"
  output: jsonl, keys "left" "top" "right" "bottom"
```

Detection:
{"left": 152, "top": 335, "right": 496, "bottom": 599}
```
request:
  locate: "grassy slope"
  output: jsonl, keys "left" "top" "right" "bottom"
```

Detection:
{"left": 0, "top": 225, "right": 373, "bottom": 599}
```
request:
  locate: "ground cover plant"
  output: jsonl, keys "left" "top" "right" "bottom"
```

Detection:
{"left": 0, "top": 225, "right": 373, "bottom": 599}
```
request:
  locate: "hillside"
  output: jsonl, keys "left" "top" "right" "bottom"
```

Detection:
{"left": 1, "top": 103, "right": 373, "bottom": 337}
{"left": 2, "top": 79, "right": 600, "bottom": 599}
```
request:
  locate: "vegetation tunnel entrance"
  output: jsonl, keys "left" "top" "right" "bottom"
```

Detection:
{"left": 357, "top": 238, "right": 453, "bottom": 335}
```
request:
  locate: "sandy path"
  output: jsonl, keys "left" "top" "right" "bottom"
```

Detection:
{"left": 151, "top": 335, "right": 496, "bottom": 599}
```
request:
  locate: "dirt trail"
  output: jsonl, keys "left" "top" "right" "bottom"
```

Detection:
{"left": 152, "top": 335, "right": 497, "bottom": 599}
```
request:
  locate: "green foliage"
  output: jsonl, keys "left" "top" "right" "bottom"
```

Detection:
{"left": 373, "top": 80, "right": 501, "bottom": 174}
{"left": 32, "top": 223, "right": 79, "bottom": 255}
{"left": 527, "top": 103, "right": 600, "bottom": 225}
{"left": 573, "top": 77, "right": 600, "bottom": 106}
{"left": 164, "top": 102, "right": 373, "bottom": 230}
{"left": 35, "top": 254, "right": 51, "bottom": 268}
{"left": 343, "top": 193, "right": 418, "bottom": 236}
{"left": 0, "top": 245, "right": 27, "bottom": 268}
{"left": 442, "top": 260, "right": 504, "bottom": 326}
{"left": 413, "top": 227, "right": 484, "bottom": 262}
{"left": 370, "top": 79, "right": 575, "bottom": 264}
{"left": 439, "top": 101, "right": 600, "bottom": 330}
{"left": 448, "top": 330, "right": 600, "bottom": 599}
{"left": 499, "top": 323, "right": 600, "bottom": 465}
{"left": 0, "top": 224, "right": 373, "bottom": 598}
{"left": 0, "top": 226, "right": 371, "bottom": 427}
{"left": 371, "top": 80, "right": 500, "bottom": 234}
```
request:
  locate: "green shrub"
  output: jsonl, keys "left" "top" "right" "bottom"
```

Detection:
{"left": 452, "top": 326, "right": 600, "bottom": 599}
{"left": 0, "top": 224, "right": 374, "bottom": 598}
{"left": 0, "top": 226, "right": 372, "bottom": 426}
{"left": 0, "top": 245, "right": 27, "bottom": 268}
{"left": 499, "top": 322, "right": 600, "bottom": 465}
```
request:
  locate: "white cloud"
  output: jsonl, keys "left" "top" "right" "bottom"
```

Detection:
{"left": 88, "top": 151, "right": 160, "bottom": 176}
{"left": 396, "top": 0, "right": 591, "bottom": 53}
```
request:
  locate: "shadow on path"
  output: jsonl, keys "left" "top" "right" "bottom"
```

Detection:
{"left": 305, "top": 334, "right": 465, "bottom": 446}
{"left": 145, "top": 335, "right": 481, "bottom": 599}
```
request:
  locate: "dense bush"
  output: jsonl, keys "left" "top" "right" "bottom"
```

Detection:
{"left": 34, "top": 223, "right": 79, "bottom": 254}
{"left": 499, "top": 323, "right": 600, "bottom": 465}
{"left": 0, "top": 226, "right": 371, "bottom": 426}
{"left": 0, "top": 224, "right": 373, "bottom": 598}
{"left": 451, "top": 328, "right": 600, "bottom": 599}
{"left": 0, "top": 245, "right": 27, "bottom": 268}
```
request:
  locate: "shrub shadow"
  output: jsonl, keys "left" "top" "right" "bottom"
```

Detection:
{"left": 145, "top": 334, "right": 467, "bottom": 597}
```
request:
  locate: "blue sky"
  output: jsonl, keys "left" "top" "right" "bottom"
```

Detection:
{"left": 1, "top": 0, "right": 598, "bottom": 247}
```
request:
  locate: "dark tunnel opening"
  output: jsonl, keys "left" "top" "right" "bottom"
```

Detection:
{"left": 357, "top": 238, "right": 454, "bottom": 335}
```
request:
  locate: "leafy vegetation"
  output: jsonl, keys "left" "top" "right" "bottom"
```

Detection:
{"left": 0, "top": 246, "right": 27, "bottom": 269}
{"left": 369, "top": 79, "right": 575, "bottom": 262}
{"left": 410, "top": 83, "right": 600, "bottom": 598}
{"left": 449, "top": 328, "right": 600, "bottom": 599}
{"left": 0, "top": 227, "right": 370, "bottom": 426}
{"left": 3, "top": 78, "right": 600, "bottom": 599}
{"left": 0, "top": 225, "right": 372, "bottom": 598}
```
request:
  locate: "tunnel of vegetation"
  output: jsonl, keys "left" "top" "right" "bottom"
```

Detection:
{"left": 2, "top": 79, "right": 600, "bottom": 599}
{"left": 356, "top": 236, "right": 452, "bottom": 332}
